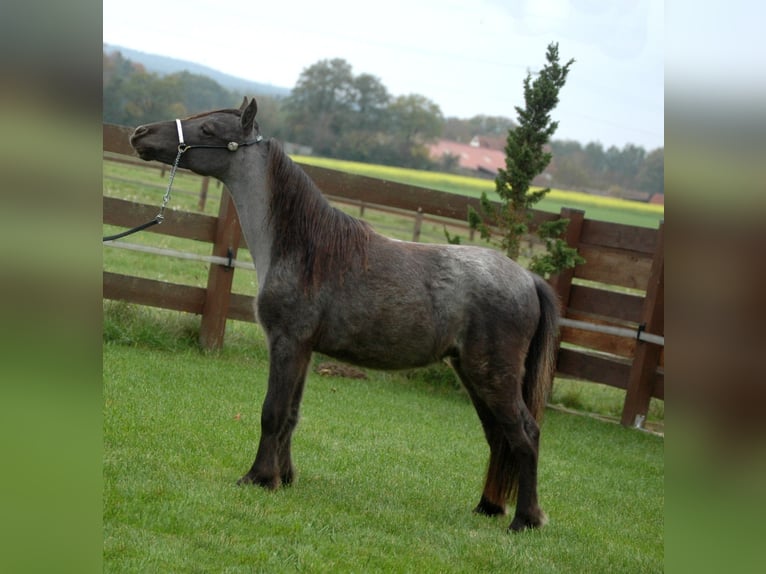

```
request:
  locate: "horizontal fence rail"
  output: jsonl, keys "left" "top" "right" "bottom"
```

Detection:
{"left": 102, "top": 123, "right": 664, "bottom": 429}
{"left": 105, "top": 240, "right": 256, "bottom": 271}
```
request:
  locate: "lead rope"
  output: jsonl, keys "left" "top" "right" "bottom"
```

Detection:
{"left": 103, "top": 120, "right": 187, "bottom": 242}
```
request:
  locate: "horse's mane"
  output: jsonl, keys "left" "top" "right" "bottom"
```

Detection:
{"left": 185, "top": 107, "right": 241, "bottom": 120}
{"left": 266, "top": 140, "right": 370, "bottom": 290}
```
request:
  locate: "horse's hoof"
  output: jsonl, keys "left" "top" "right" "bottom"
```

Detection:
{"left": 508, "top": 509, "right": 548, "bottom": 532}
{"left": 237, "top": 473, "right": 281, "bottom": 490}
{"left": 280, "top": 468, "right": 295, "bottom": 486}
{"left": 473, "top": 495, "right": 507, "bottom": 517}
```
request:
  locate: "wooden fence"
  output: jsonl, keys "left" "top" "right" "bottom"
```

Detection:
{"left": 103, "top": 124, "right": 664, "bottom": 428}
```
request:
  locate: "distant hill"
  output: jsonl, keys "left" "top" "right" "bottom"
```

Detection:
{"left": 103, "top": 44, "right": 291, "bottom": 98}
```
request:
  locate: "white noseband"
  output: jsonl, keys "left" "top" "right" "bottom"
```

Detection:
{"left": 176, "top": 119, "right": 185, "bottom": 146}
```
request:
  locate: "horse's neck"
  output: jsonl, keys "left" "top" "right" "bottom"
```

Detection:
{"left": 224, "top": 166, "right": 273, "bottom": 292}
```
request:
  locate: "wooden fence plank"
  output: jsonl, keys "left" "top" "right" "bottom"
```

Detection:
{"left": 104, "top": 270, "right": 258, "bottom": 324}
{"left": 301, "top": 162, "right": 561, "bottom": 230}
{"left": 103, "top": 124, "right": 136, "bottom": 156}
{"left": 557, "top": 348, "right": 663, "bottom": 399}
{"left": 103, "top": 196, "right": 217, "bottom": 243}
{"left": 556, "top": 348, "right": 632, "bottom": 389}
{"left": 567, "top": 284, "right": 645, "bottom": 325}
{"left": 559, "top": 319, "right": 637, "bottom": 358}
{"left": 228, "top": 293, "right": 256, "bottom": 322}
{"left": 301, "top": 163, "right": 484, "bottom": 222}
{"left": 574, "top": 244, "right": 653, "bottom": 289}
{"left": 103, "top": 271, "right": 205, "bottom": 314}
{"left": 578, "top": 218, "right": 658, "bottom": 254}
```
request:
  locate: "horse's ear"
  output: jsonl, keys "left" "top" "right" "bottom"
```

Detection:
{"left": 239, "top": 96, "right": 248, "bottom": 111}
{"left": 241, "top": 98, "right": 258, "bottom": 133}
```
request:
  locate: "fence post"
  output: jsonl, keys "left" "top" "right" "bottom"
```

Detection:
{"left": 199, "top": 189, "right": 242, "bottom": 350}
{"left": 412, "top": 207, "right": 424, "bottom": 242}
{"left": 198, "top": 177, "right": 210, "bottom": 212}
{"left": 546, "top": 208, "right": 585, "bottom": 381}
{"left": 548, "top": 207, "right": 585, "bottom": 314}
{"left": 621, "top": 221, "right": 664, "bottom": 428}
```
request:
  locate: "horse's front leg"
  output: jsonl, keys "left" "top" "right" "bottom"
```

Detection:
{"left": 238, "top": 338, "right": 311, "bottom": 489}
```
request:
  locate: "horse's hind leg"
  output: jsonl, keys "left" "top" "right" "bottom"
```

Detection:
{"left": 238, "top": 338, "right": 312, "bottom": 489}
{"left": 452, "top": 358, "right": 509, "bottom": 516}
{"left": 487, "top": 400, "right": 546, "bottom": 531}
{"left": 508, "top": 406, "right": 547, "bottom": 532}
{"left": 453, "top": 354, "right": 546, "bottom": 531}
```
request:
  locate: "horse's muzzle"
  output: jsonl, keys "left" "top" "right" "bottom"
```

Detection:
{"left": 130, "top": 125, "right": 157, "bottom": 161}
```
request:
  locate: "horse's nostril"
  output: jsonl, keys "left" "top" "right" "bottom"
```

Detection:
{"left": 133, "top": 125, "right": 148, "bottom": 137}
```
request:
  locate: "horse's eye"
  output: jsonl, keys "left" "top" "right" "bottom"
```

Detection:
{"left": 201, "top": 123, "right": 215, "bottom": 136}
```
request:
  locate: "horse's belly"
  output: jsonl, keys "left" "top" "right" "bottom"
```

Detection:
{"left": 315, "top": 306, "right": 454, "bottom": 370}
{"left": 318, "top": 343, "right": 444, "bottom": 370}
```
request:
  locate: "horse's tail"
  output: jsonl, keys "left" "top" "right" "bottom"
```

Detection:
{"left": 523, "top": 274, "right": 560, "bottom": 423}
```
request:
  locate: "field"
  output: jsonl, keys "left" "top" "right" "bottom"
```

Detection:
{"left": 293, "top": 155, "right": 665, "bottom": 229}
{"left": 103, "top": 155, "right": 664, "bottom": 570}
{"left": 103, "top": 306, "right": 663, "bottom": 572}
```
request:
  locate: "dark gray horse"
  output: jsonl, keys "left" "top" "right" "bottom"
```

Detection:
{"left": 130, "top": 97, "right": 559, "bottom": 531}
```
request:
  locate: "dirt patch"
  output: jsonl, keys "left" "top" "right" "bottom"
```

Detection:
{"left": 314, "top": 362, "right": 368, "bottom": 380}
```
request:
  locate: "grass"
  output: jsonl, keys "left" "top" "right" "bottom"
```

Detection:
{"left": 103, "top": 304, "right": 663, "bottom": 572}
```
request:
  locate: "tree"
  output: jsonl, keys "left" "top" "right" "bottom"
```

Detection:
{"left": 636, "top": 148, "right": 664, "bottom": 195}
{"left": 352, "top": 73, "right": 391, "bottom": 131}
{"left": 553, "top": 154, "right": 590, "bottom": 189}
{"left": 283, "top": 58, "right": 443, "bottom": 167}
{"left": 103, "top": 50, "right": 244, "bottom": 127}
{"left": 383, "top": 94, "right": 443, "bottom": 168}
{"left": 583, "top": 141, "right": 608, "bottom": 183}
{"left": 331, "top": 72, "right": 391, "bottom": 162}
{"left": 389, "top": 95, "right": 442, "bottom": 143}
{"left": 161, "top": 71, "right": 234, "bottom": 115}
{"left": 466, "top": 42, "right": 583, "bottom": 277}
{"left": 284, "top": 58, "right": 357, "bottom": 155}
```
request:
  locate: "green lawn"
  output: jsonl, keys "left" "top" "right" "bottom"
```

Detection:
{"left": 103, "top": 307, "right": 663, "bottom": 572}
{"left": 103, "top": 155, "right": 664, "bottom": 569}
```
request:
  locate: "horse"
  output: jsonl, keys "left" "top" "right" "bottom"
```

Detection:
{"left": 130, "top": 97, "right": 559, "bottom": 532}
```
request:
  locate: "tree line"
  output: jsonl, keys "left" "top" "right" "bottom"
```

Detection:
{"left": 103, "top": 51, "right": 663, "bottom": 197}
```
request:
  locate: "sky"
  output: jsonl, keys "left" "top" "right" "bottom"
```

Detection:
{"left": 103, "top": 0, "right": 664, "bottom": 150}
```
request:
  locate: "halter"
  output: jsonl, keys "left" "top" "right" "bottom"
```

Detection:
{"left": 103, "top": 119, "right": 263, "bottom": 242}
{"left": 175, "top": 118, "right": 263, "bottom": 153}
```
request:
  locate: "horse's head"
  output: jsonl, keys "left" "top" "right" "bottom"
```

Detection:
{"left": 130, "top": 97, "right": 261, "bottom": 177}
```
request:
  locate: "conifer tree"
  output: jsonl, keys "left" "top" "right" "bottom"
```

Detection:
{"left": 465, "top": 42, "right": 584, "bottom": 277}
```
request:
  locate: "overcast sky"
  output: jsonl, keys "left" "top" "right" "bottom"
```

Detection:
{"left": 103, "top": 0, "right": 664, "bottom": 150}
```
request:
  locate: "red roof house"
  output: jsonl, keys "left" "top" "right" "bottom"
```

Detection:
{"left": 428, "top": 139, "right": 506, "bottom": 176}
